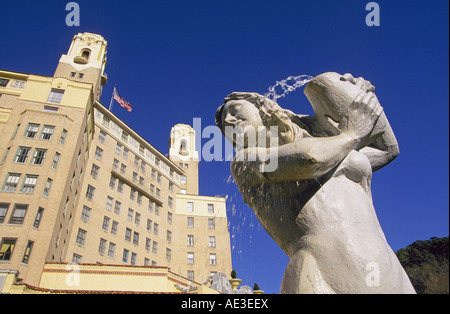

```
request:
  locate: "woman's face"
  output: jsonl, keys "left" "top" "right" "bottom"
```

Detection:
{"left": 220, "top": 99, "right": 264, "bottom": 147}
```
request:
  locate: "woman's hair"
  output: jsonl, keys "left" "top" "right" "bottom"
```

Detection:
{"left": 215, "top": 92, "right": 305, "bottom": 145}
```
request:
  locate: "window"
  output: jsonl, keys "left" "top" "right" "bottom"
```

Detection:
{"left": 31, "top": 148, "right": 47, "bottom": 165}
{"left": 208, "top": 218, "right": 215, "bottom": 229}
{"left": 90, "top": 164, "right": 100, "bottom": 179}
{"left": 133, "top": 232, "right": 139, "bottom": 245}
{"left": 78, "top": 73, "right": 84, "bottom": 79}
{"left": 148, "top": 200, "right": 154, "bottom": 213}
{"left": 187, "top": 202, "right": 194, "bottom": 212}
{"left": 1, "top": 147, "right": 10, "bottom": 164}
{"left": 0, "top": 79, "right": 10, "bottom": 87}
{"left": 102, "top": 216, "right": 111, "bottom": 232}
{"left": 123, "top": 148, "right": 129, "bottom": 160}
{"left": 187, "top": 235, "right": 194, "bottom": 247}
{"left": 11, "top": 124, "right": 20, "bottom": 140}
{"left": 98, "top": 238, "right": 107, "bottom": 255}
{"left": 131, "top": 252, "right": 137, "bottom": 265}
{"left": 109, "top": 175, "right": 117, "bottom": 189}
{"left": 122, "top": 249, "right": 129, "bottom": 263}
{"left": 130, "top": 188, "right": 136, "bottom": 201}
{"left": 33, "top": 208, "right": 44, "bottom": 228}
{"left": 25, "top": 124, "right": 40, "bottom": 138}
{"left": 145, "top": 238, "right": 151, "bottom": 251}
{"left": 208, "top": 204, "right": 215, "bottom": 214}
{"left": 153, "top": 223, "right": 159, "bottom": 235}
{"left": 47, "top": 89, "right": 64, "bottom": 104}
{"left": 187, "top": 217, "right": 194, "bottom": 228}
{"left": 125, "top": 228, "right": 132, "bottom": 242}
{"left": 108, "top": 242, "right": 116, "bottom": 258}
{"left": 2, "top": 173, "right": 21, "bottom": 192}
{"left": 51, "top": 152, "right": 60, "bottom": 170}
{"left": 106, "top": 196, "right": 113, "bottom": 211}
{"left": 70, "top": 72, "right": 76, "bottom": 78}
{"left": 59, "top": 129, "right": 68, "bottom": 145}
{"left": 22, "top": 240, "right": 34, "bottom": 264}
{"left": 14, "top": 147, "right": 31, "bottom": 163}
{"left": 127, "top": 208, "right": 134, "bottom": 222}
{"left": 117, "top": 181, "right": 124, "bottom": 193}
{"left": 167, "top": 230, "right": 172, "bottom": 244}
{"left": 0, "top": 238, "right": 16, "bottom": 261}
{"left": 0, "top": 203, "right": 9, "bottom": 223}
{"left": 147, "top": 219, "right": 152, "bottom": 232}
{"left": 134, "top": 156, "right": 140, "bottom": 167}
{"left": 114, "top": 201, "right": 121, "bottom": 214}
{"left": 115, "top": 143, "right": 122, "bottom": 155}
{"left": 43, "top": 105, "right": 59, "bottom": 113}
{"left": 121, "top": 131, "right": 128, "bottom": 142}
{"left": 111, "top": 221, "right": 118, "bottom": 235}
{"left": 135, "top": 212, "right": 141, "bottom": 226}
{"left": 81, "top": 205, "right": 91, "bottom": 222}
{"left": 187, "top": 271, "right": 195, "bottom": 281}
{"left": 99, "top": 130, "right": 107, "bottom": 143}
{"left": 40, "top": 125, "right": 55, "bottom": 140}
{"left": 209, "top": 236, "right": 216, "bottom": 248}
{"left": 42, "top": 178, "right": 53, "bottom": 197}
{"left": 85, "top": 185, "right": 95, "bottom": 201}
{"left": 95, "top": 146, "right": 103, "bottom": 160}
{"left": 167, "top": 212, "right": 173, "bottom": 225}
{"left": 210, "top": 254, "right": 217, "bottom": 265}
{"left": 168, "top": 196, "right": 173, "bottom": 208}
{"left": 9, "top": 204, "right": 28, "bottom": 225}
{"left": 181, "top": 176, "right": 187, "bottom": 185}
{"left": 152, "top": 241, "right": 158, "bottom": 254}
{"left": 21, "top": 175, "right": 38, "bottom": 194}
{"left": 166, "top": 248, "right": 172, "bottom": 262}
{"left": 76, "top": 229, "right": 87, "bottom": 246}
{"left": 72, "top": 254, "right": 82, "bottom": 263}
{"left": 187, "top": 252, "right": 194, "bottom": 265}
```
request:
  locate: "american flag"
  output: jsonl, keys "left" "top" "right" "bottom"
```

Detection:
{"left": 113, "top": 86, "right": 132, "bottom": 112}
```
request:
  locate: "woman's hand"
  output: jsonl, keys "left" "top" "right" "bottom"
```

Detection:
{"left": 338, "top": 91, "right": 385, "bottom": 149}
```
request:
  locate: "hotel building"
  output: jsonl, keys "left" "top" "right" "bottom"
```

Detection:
{"left": 0, "top": 33, "right": 232, "bottom": 291}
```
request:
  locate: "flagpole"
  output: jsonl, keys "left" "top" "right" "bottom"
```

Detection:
{"left": 109, "top": 85, "right": 115, "bottom": 111}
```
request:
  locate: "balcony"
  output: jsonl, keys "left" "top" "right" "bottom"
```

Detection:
{"left": 111, "top": 167, "right": 162, "bottom": 205}
{"left": 74, "top": 55, "right": 89, "bottom": 64}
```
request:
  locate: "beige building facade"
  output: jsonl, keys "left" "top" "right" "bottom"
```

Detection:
{"left": 0, "top": 33, "right": 231, "bottom": 291}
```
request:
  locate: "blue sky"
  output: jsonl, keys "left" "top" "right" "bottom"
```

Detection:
{"left": 1, "top": 0, "right": 448, "bottom": 293}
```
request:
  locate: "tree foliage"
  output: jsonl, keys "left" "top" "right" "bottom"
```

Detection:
{"left": 396, "top": 237, "right": 449, "bottom": 294}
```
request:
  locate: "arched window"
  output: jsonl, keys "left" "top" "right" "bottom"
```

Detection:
{"left": 179, "top": 140, "right": 188, "bottom": 154}
{"left": 81, "top": 49, "right": 91, "bottom": 60}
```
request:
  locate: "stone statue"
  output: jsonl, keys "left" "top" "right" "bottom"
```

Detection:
{"left": 215, "top": 72, "right": 416, "bottom": 293}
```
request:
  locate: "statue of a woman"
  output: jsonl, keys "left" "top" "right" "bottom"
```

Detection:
{"left": 215, "top": 72, "right": 415, "bottom": 293}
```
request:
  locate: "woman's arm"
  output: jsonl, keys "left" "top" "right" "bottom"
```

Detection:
{"left": 232, "top": 92, "right": 384, "bottom": 185}
{"left": 232, "top": 133, "right": 361, "bottom": 184}
{"left": 360, "top": 112, "right": 400, "bottom": 171}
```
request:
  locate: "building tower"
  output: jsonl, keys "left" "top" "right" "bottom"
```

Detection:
{"left": 54, "top": 33, "right": 108, "bottom": 101}
{"left": 169, "top": 124, "right": 199, "bottom": 195}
